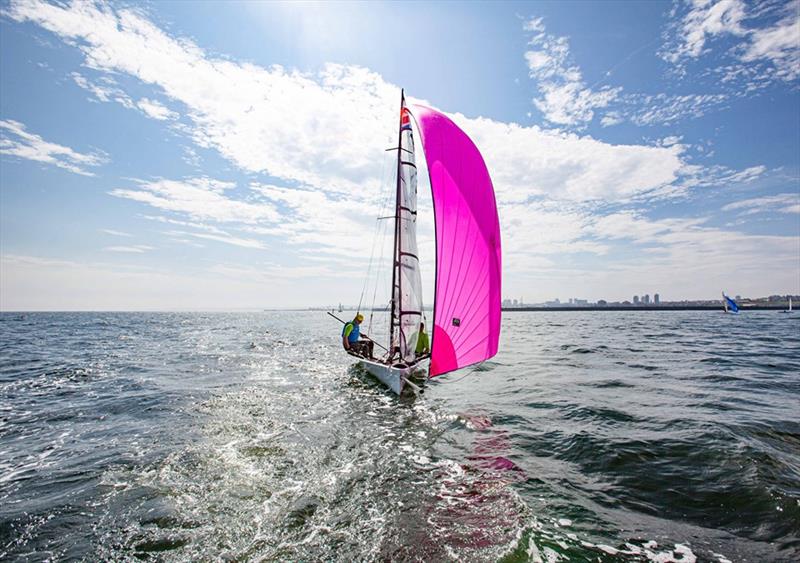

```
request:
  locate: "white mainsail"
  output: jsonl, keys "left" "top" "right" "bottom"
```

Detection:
{"left": 391, "top": 96, "right": 423, "bottom": 363}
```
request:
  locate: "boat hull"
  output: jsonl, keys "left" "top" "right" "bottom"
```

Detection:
{"left": 359, "top": 357, "right": 427, "bottom": 395}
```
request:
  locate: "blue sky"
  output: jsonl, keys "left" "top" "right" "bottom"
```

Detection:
{"left": 1, "top": 0, "right": 798, "bottom": 310}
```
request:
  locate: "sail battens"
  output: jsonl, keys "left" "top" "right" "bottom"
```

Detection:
{"left": 390, "top": 96, "right": 424, "bottom": 362}
{"left": 411, "top": 104, "right": 502, "bottom": 378}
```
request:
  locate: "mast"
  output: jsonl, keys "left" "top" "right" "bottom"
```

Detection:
{"left": 388, "top": 89, "right": 404, "bottom": 358}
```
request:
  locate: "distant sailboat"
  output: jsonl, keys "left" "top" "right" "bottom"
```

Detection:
{"left": 780, "top": 296, "right": 794, "bottom": 314}
{"left": 722, "top": 292, "right": 740, "bottom": 314}
{"left": 341, "top": 90, "right": 502, "bottom": 395}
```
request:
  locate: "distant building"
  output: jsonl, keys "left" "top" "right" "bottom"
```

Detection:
{"left": 597, "top": 300, "right": 607, "bottom": 306}
{"left": 643, "top": 294, "right": 650, "bottom": 304}
{"left": 633, "top": 295, "right": 640, "bottom": 305}
{"left": 736, "top": 295, "right": 741, "bottom": 301}
{"left": 512, "top": 299, "right": 518, "bottom": 306}
{"left": 654, "top": 293, "right": 660, "bottom": 304}
{"left": 574, "top": 299, "right": 588, "bottom": 305}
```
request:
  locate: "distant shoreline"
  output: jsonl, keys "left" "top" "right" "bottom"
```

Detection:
{"left": 502, "top": 305, "right": 788, "bottom": 312}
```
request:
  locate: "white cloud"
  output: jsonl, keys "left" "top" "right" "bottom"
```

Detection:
{"left": 739, "top": 6, "right": 800, "bottom": 83}
{"left": 722, "top": 192, "right": 800, "bottom": 214}
{"left": 110, "top": 177, "right": 279, "bottom": 224}
{"left": 659, "top": 135, "right": 683, "bottom": 147}
{"left": 101, "top": 229, "right": 133, "bottom": 237}
{"left": 679, "top": 163, "right": 767, "bottom": 191}
{"left": 600, "top": 112, "right": 624, "bottom": 127}
{"left": 104, "top": 245, "right": 153, "bottom": 253}
{"left": 15, "top": 1, "right": 746, "bottom": 208}
{"left": 144, "top": 210, "right": 270, "bottom": 249}
{"left": 500, "top": 206, "right": 800, "bottom": 302}
{"left": 0, "top": 254, "right": 357, "bottom": 310}
{"left": 523, "top": 17, "right": 621, "bottom": 126}
{"left": 581, "top": 210, "right": 799, "bottom": 298}
{"left": 0, "top": 118, "right": 106, "bottom": 175}
{"left": 452, "top": 114, "right": 686, "bottom": 202}
{"left": 251, "top": 183, "right": 388, "bottom": 258}
{"left": 6, "top": 2, "right": 703, "bottom": 214}
{"left": 5, "top": 0, "right": 794, "bottom": 307}
{"left": 662, "top": 0, "right": 748, "bottom": 64}
{"left": 5, "top": 0, "right": 399, "bottom": 194}
{"left": 523, "top": 15, "right": 730, "bottom": 128}
{"left": 71, "top": 72, "right": 134, "bottom": 108}
{"left": 622, "top": 93, "right": 729, "bottom": 126}
{"left": 136, "top": 97, "right": 178, "bottom": 120}
{"left": 162, "top": 229, "right": 265, "bottom": 249}
{"left": 661, "top": 0, "right": 800, "bottom": 87}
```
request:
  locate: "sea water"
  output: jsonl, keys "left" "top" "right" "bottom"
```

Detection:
{"left": 1, "top": 311, "right": 798, "bottom": 561}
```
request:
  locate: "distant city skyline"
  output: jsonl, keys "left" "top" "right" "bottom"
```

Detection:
{"left": 501, "top": 291, "right": 797, "bottom": 307}
{"left": 1, "top": 1, "right": 798, "bottom": 310}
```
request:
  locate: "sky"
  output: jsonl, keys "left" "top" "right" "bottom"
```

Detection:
{"left": 0, "top": 0, "right": 798, "bottom": 310}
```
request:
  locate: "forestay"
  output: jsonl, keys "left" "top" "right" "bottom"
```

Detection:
{"left": 410, "top": 105, "right": 502, "bottom": 377}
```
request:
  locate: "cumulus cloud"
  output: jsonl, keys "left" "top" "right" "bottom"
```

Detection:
{"left": 0, "top": 118, "right": 106, "bottom": 175}
{"left": 452, "top": 114, "right": 685, "bottom": 202}
{"left": 523, "top": 17, "right": 621, "bottom": 126}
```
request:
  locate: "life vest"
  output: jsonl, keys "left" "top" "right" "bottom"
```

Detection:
{"left": 342, "top": 322, "right": 360, "bottom": 343}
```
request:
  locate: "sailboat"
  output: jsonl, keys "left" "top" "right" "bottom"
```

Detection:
{"left": 347, "top": 91, "right": 502, "bottom": 395}
{"left": 780, "top": 296, "right": 794, "bottom": 314}
{"left": 722, "top": 292, "right": 740, "bottom": 314}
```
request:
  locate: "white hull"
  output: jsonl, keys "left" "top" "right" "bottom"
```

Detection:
{"left": 358, "top": 357, "right": 427, "bottom": 395}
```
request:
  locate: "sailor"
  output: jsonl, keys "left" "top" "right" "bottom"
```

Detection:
{"left": 415, "top": 322, "right": 430, "bottom": 357}
{"left": 342, "top": 313, "right": 374, "bottom": 359}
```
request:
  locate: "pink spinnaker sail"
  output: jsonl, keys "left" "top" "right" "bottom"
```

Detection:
{"left": 411, "top": 105, "right": 502, "bottom": 377}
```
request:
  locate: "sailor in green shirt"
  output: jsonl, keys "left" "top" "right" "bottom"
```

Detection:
{"left": 415, "top": 322, "right": 430, "bottom": 357}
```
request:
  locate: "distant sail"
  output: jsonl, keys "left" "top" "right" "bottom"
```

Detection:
{"left": 722, "top": 292, "right": 739, "bottom": 314}
{"left": 411, "top": 105, "right": 502, "bottom": 377}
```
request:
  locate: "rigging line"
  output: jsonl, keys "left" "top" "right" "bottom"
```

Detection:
{"left": 368, "top": 214, "right": 389, "bottom": 335}
{"left": 358, "top": 140, "right": 395, "bottom": 313}
{"left": 368, "top": 154, "right": 396, "bottom": 334}
{"left": 359, "top": 213, "right": 384, "bottom": 311}
{"left": 431, "top": 365, "right": 480, "bottom": 385}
